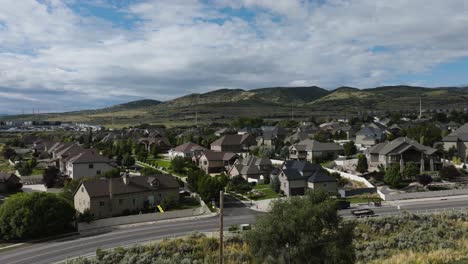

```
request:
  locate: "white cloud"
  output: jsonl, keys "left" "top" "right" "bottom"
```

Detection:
{"left": 0, "top": 0, "right": 468, "bottom": 113}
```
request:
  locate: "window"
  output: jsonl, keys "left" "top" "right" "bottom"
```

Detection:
{"left": 88, "top": 164, "right": 94, "bottom": 169}
{"left": 203, "top": 161, "right": 208, "bottom": 165}
{"left": 132, "top": 199, "right": 136, "bottom": 205}
{"left": 81, "top": 187, "right": 84, "bottom": 192}
{"left": 96, "top": 170, "right": 101, "bottom": 175}
{"left": 119, "top": 199, "right": 124, "bottom": 205}
{"left": 99, "top": 201, "right": 105, "bottom": 206}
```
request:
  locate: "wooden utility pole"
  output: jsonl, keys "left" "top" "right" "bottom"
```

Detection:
{"left": 219, "top": 190, "right": 224, "bottom": 264}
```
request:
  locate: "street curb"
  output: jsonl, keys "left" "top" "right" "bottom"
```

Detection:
{"left": 78, "top": 210, "right": 219, "bottom": 236}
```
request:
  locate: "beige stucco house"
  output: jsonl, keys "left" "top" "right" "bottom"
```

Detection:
{"left": 74, "top": 174, "right": 179, "bottom": 219}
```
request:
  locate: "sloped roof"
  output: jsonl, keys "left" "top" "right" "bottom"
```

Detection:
{"left": 172, "top": 142, "right": 205, "bottom": 153}
{"left": 443, "top": 122, "right": 468, "bottom": 142}
{"left": 292, "top": 139, "right": 343, "bottom": 152}
{"left": 307, "top": 170, "right": 336, "bottom": 183}
{"left": 79, "top": 174, "right": 179, "bottom": 198}
{"left": 356, "top": 126, "right": 383, "bottom": 138}
{"left": 370, "top": 137, "right": 437, "bottom": 156}
{"left": 211, "top": 134, "right": 252, "bottom": 147}
{"left": 201, "top": 150, "right": 237, "bottom": 161}
{"left": 68, "top": 149, "right": 112, "bottom": 164}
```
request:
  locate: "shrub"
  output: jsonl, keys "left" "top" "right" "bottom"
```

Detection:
{"left": 417, "top": 174, "right": 433, "bottom": 186}
{"left": 356, "top": 154, "right": 368, "bottom": 173}
{"left": 0, "top": 192, "right": 75, "bottom": 240}
{"left": 384, "top": 164, "right": 402, "bottom": 188}
{"left": 439, "top": 165, "right": 460, "bottom": 181}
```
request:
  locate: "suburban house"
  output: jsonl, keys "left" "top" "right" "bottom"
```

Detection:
{"left": 289, "top": 139, "right": 344, "bottom": 162}
{"left": 73, "top": 173, "right": 179, "bottom": 219}
{"left": 228, "top": 155, "right": 273, "bottom": 183}
{"left": 256, "top": 126, "right": 286, "bottom": 147}
{"left": 319, "top": 122, "right": 354, "bottom": 139}
{"left": 285, "top": 131, "right": 309, "bottom": 144}
{"left": 366, "top": 137, "right": 441, "bottom": 173}
{"left": 168, "top": 142, "right": 206, "bottom": 160}
{"left": 194, "top": 150, "right": 239, "bottom": 174}
{"left": 272, "top": 160, "right": 337, "bottom": 196}
{"left": 210, "top": 134, "right": 255, "bottom": 153}
{"left": 0, "top": 173, "right": 21, "bottom": 193}
{"left": 138, "top": 136, "right": 172, "bottom": 153}
{"left": 66, "top": 149, "right": 115, "bottom": 180}
{"left": 443, "top": 123, "right": 468, "bottom": 159}
{"left": 355, "top": 125, "right": 385, "bottom": 147}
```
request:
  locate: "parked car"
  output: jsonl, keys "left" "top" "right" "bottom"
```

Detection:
{"left": 351, "top": 209, "right": 374, "bottom": 217}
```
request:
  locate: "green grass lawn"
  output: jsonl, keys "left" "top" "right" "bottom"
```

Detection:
{"left": 150, "top": 158, "right": 171, "bottom": 168}
{"left": 30, "top": 168, "right": 44, "bottom": 176}
{"left": 250, "top": 184, "right": 280, "bottom": 200}
{"left": 342, "top": 194, "right": 381, "bottom": 204}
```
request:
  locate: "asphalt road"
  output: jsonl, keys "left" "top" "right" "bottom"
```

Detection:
{"left": 1, "top": 195, "right": 467, "bottom": 264}
{"left": 0, "top": 196, "right": 261, "bottom": 264}
{"left": 339, "top": 195, "right": 468, "bottom": 217}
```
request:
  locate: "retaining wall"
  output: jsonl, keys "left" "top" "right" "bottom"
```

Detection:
{"left": 324, "top": 168, "right": 374, "bottom": 188}
{"left": 379, "top": 188, "right": 468, "bottom": 201}
{"left": 78, "top": 206, "right": 206, "bottom": 231}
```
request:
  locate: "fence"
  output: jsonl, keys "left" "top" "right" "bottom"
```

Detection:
{"left": 339, "top": 188, "right": 376, "bottom": 197}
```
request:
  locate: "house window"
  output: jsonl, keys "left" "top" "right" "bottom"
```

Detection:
{"left": 96, "top": 170, "right": 101, "bottom": 175}
{"left": 203, "top": 161, "right": 208, "bottom": 165}
{"left": 81, "top": 187, "right": 84, "bottom": 192}
{"left": 88, "top": 164, "right": 94, "bottom": 169}
{"left": 132, "top": 199, "right": 136, "bottom": 205}
{"left": 283, "top": 183, "right": 286, "bottom": 187}
{"left": 99, "top": 201, "right": 105, "bottom": 206}
{"left": 119, "top": 199, "right": 124, "bottom": 205}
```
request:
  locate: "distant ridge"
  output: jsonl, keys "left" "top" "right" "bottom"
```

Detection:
{"left": 3, "top": 85, "right": 468, "bottom": 125}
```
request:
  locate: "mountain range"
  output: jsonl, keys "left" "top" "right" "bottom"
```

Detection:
{"left": 2, "top": 85, "right": 468, "bottom": 127}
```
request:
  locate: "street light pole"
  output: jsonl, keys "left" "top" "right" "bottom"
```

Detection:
{"left": 219, "top": 190, "right": 224, "bottom": 264}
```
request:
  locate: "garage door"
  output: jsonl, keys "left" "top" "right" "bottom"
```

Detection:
{"left": 290, "top": 187, "right": 305, "bottom": 196}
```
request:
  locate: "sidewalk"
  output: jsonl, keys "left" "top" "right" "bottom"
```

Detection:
{"left": 79, "top": 207, "right": 219, "bottom": 236}
{"left": 386, "top": 194, "right": 468, "bottom": 205}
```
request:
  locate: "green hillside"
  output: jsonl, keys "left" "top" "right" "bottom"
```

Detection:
{"left": 2, "top": 85, "right": 468, "bottom": 126}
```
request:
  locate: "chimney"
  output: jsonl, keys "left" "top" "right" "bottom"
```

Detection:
{"left": 123, "top": 171, "right": 130, "bottom": 185}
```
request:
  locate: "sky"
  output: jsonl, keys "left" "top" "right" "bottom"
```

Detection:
{"left": 1, "top": 0, "right": 468, "bottom": 114}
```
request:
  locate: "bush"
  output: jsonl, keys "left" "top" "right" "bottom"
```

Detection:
{"left": 356, "top": 154, "right": 368, "bottom": 173}
{"left": 228, "top": 176, "right": 252, "bottom": 194}
{"left": 384, "top": 164, "right": 402, "bottom": 188}
{"left": 0, "top": 192, "right": 75, "bottom": 240}
{"left": 417, "top": 174, "right": 433, "bottom": 186}
{"left": 171, "top": 156, "right": 187, "bottom": 174}
{"left": 439, "top": 165, "right": 460, "bottom": 181}
{"left": 161, "top": 194, "right": 180, "bottom": 210}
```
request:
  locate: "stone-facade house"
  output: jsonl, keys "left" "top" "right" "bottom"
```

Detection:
{"left": 195, "top": 150, "right": 239, "bottom": 174}
{"left": 272, "top": 160, "right": 337, "bottom": 196}
{"left": 366, "top": 137, "right": 441, "bottom": 173}
{"left": 289, "top": 139, "right": 343, "bottom": 162}
{"left": 228, "top": 155, "right": 273, "bottom": 183}
{"left": 73, "top": 173, "right": 179, "bottom": 219}
{"left": 168, "top": 142, "right": 206, "bottom": 160}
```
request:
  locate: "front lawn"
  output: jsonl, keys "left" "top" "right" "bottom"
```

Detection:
{"left": 151, "top": 158, "right": 171, "bottom": 169}
{"left": 249, "top": 184, "right": 280, "bottom": 200}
